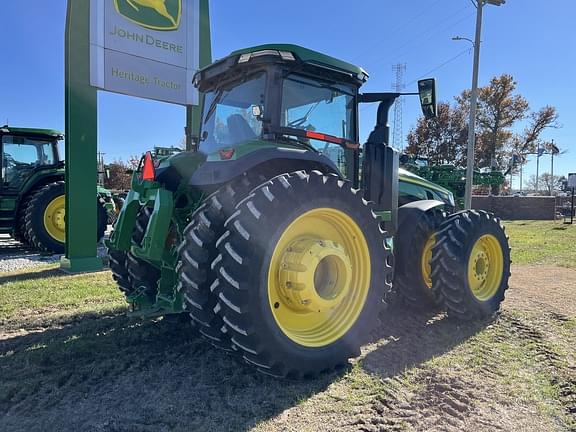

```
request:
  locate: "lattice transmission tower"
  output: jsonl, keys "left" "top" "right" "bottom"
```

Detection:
{"left": 391, "top": 63, "right": 406, "bottom": 149}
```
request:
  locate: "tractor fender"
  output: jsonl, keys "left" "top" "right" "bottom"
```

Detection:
{"left": 188, "top": 147, "right": 339, "bottom": 187}
{"left": 395, "top": 200, "right": 446, "bottom": 276}
{"left": 18, "top": 173, "right": 65, "bottom": 209}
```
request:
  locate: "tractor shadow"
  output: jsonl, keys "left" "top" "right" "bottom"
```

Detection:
{"left": 0, "top": 311, "right": 336, "bottom": 432}
{"left": 0, "top": 303, "right": 490, "bottom": 432}
{"left": 0, "top": 268, "right": 62, "bottom": 284}
{"left": 362, "top": 303, "right": 491, "bottom": 379}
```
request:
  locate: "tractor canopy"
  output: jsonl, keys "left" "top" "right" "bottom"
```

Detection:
{"left": 0, "top": 126, "right": 63, "bottom": 140}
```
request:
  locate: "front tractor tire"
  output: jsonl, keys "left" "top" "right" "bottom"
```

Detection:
{"left": 431, "top": 210, "right": 511, "bottom": 320}
{"left": 394, "top": 208, "right": 446, "bottom": 310}
{"left": 214, "top": 171, "right": 393, "bottom": 378}
{"left": 24, "top": 181, "right": 107, "bottom": 254}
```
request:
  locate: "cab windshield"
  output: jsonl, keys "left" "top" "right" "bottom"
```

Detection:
{"left": 200, "top": 72, "right": 266, "bottom": 154}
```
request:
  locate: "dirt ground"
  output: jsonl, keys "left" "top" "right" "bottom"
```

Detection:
{"left": 1, "top": 265, "right": 575, "bottom": 432}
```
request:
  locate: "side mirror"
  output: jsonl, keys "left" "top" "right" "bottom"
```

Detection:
{"left": 418, "top": 78, "right": 437, "bottom": 119}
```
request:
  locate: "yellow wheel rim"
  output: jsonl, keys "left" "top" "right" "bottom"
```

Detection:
{"left": 268, "top": 208, "right": 371, "bottom": 348}
{"left": 43, "top": 195, "right": 66, "bottom": 243}
{"left": 467, "top": 234, "right": 504, "bottom": 301}
{"left": 421, "top": 234, "right": 436, "bottom": 289}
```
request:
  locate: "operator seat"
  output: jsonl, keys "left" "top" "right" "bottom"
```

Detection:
{"left": 227, "top": 114, "right": 256, "bottom": 142}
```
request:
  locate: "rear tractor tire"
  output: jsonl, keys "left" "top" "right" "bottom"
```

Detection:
{"left": 214, "top": 171, "right": 393, "bottom": 378}
{"left": 24, "top": 181, "right": 107, "bottom": 254}
{"left": 108, "top": 206, "right": 160, "bottom": 303}
{"left": 394, "top": 208, "right": 446, "bottom": 311}
{"left": 13, "top": 194, "right": 33, "bottom": 245}
{"left": 431, "top": 210, "right": 511, "bottom": 320}
{"left": 177, "top": 173, "right": 267, "bottom": 351}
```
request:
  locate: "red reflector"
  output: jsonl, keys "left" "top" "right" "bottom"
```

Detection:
{"left": 219, "top": 149, "right": 235, "bottom": 160}
{"left": 141, "top": 151, "right": 156, "bottom": 181}
{"left": 305, "top": 131, "right": 344, "bottom": 145}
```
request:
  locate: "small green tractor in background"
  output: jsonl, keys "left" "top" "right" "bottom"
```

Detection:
{"left": 400, "top": 156, "right": 505, "bottom": 208}
{"left": 107, "top": 44, "right": 511, "bottom": 378}
{"left": 0, "top": 126, "right": 112, "bottom": 254}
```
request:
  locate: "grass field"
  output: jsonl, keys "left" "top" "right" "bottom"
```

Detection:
{"left": 505, "top": 220, "right": 576, "bottom": 268}
{"left": 1, "top": 220, "right": 575, "bottom": 431}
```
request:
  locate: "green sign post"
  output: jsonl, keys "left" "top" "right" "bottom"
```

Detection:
{"left": 62, "top": 0, "right": 211, "bottom": 273}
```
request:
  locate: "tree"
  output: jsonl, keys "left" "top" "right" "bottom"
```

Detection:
{"left": 457, "top": 74, "right": 529, "bottom": 169}
{"left": 405, "top": 101, "right": 468, "bottom": 166}
{"left": 508, "top": 106, "right": 560, "bottom": 168}
{"left": 525, "top": 172, "right": 564, "bottom": 195}
{"left": 104, "top": 160, "right": 131, "bottom": 190}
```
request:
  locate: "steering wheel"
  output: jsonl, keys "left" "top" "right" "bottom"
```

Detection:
{"left": 287, "top": 117, "right": 309, "bottom": 128}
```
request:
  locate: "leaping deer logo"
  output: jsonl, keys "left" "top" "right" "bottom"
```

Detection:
{"left": 126, "top": 0, "right": 177, "bottom": 27}
{"left": 114, "top": 0, "right": 181, "bottom": 31}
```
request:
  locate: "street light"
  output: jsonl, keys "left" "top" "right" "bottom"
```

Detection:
{"left": 455, "top": 0, "right": 505, "bottom": 209}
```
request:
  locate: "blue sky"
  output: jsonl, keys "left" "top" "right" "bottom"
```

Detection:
{"left": 2, "top": 0, "right": 575, "bottom": 189}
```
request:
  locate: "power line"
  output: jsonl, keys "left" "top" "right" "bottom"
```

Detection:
{"left": 361, "top": 5, "right": 474, "bottom": 71}
{"left": 406, "top": 47, "right": 471, "bottom": 86}
{"left": 349, "top": 0, "right": 444, "bottom": 62}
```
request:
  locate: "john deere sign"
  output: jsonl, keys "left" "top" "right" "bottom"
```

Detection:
{"left": 90, "top": 0, "right": 199, "bottom": 105}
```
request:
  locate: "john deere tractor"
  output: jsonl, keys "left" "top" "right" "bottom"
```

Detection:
{"left": 107, "top": 44, "right": 511, "bottom": 378}
{"left": 0, "top": 126, "right": 109, "bottom": 253}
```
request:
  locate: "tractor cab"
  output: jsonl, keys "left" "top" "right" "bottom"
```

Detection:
{"left": 0, "top": 126, "right": 63, "bottom": 194}
{"left": 193, "top": 44, "right": 366, "bottom": 185}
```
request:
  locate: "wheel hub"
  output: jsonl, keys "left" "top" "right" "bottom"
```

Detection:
{"left": 473, "top": 251, "right": 490, "bottom": 283}
{"left": 278, "top": 238, "right": 352, "bottom": 314}
{"left": 43, "top": 195, "right": 66, "bottom": 242}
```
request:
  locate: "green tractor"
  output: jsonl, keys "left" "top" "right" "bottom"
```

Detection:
{"left": 0, "top": 126, "right": 110, "bottom": 254}
{"left": 400, "top": 156, "right": 505, "bottom": 208}
{"left": 107, "top": 44, "right": 511, "bottom": 378}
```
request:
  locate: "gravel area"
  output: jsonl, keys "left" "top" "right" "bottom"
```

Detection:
{"left": 0, "top": 233, "right": 109, "bottom": 273}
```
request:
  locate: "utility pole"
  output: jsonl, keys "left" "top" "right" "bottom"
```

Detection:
{"left": 535, "top": 141, "right": 541, "bottom": 193}
{"left": 97, "top": 151, "right": 106, "bottom": 187}
{"left": 392, "top": 63, "right": 406, "bottom": 149}
{"left": 463, "top": 1, "right": 483, "bottom": 209}
{"left": 457, "top": 0, "right": 505, "bottom": 209}
{"left": 550, "top": 140, "right": 555, "bottom": 196}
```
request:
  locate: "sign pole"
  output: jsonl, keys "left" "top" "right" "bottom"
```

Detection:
{"left": 570, "top": 188, "right": 576, "bottom": 225}
{"left": 61, "top": 0, "right": 103, "bottom": 273}
{"left": 186, "top": 0, "right": 212, "bottom": 151}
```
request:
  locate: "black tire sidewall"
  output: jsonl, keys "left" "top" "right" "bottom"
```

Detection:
{"left": 222, "top": 172, "right": 391, "bottom": 374}
{"left": 27, "top": 182, "right": 66, "bottom": 253}
{"left": 459, "top": 216, "right": 510, "bottom": 314}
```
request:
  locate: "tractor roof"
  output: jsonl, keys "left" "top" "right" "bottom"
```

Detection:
{"left": 230, "top": 44, "right": 368, "bottom": 79}
{"left": 1, "top": 125, "right": 63, "bottom": 139}
{"left": 196, "top": 44, "right": 369, "bottom": 88}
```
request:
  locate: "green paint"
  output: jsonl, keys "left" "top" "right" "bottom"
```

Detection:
{"left": 375, "top": 211, "right": 392, "bottom": 222}
{"left": 186, "top": 0, "right": 212, "bottom": 151}
{"left": 0, "top": 126, "right": 63, "bottom": 139}
{"left": 204, "top": 140, "right": 295, "bottom": 161}
{"left": 230, "top": 44, "right": 368, "bottom": 78}
{"left": 399, "top": 168, "right": 452, "bottom": 196}
{"left": 62, "top": 0, "right": 102, "bottom": 273}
